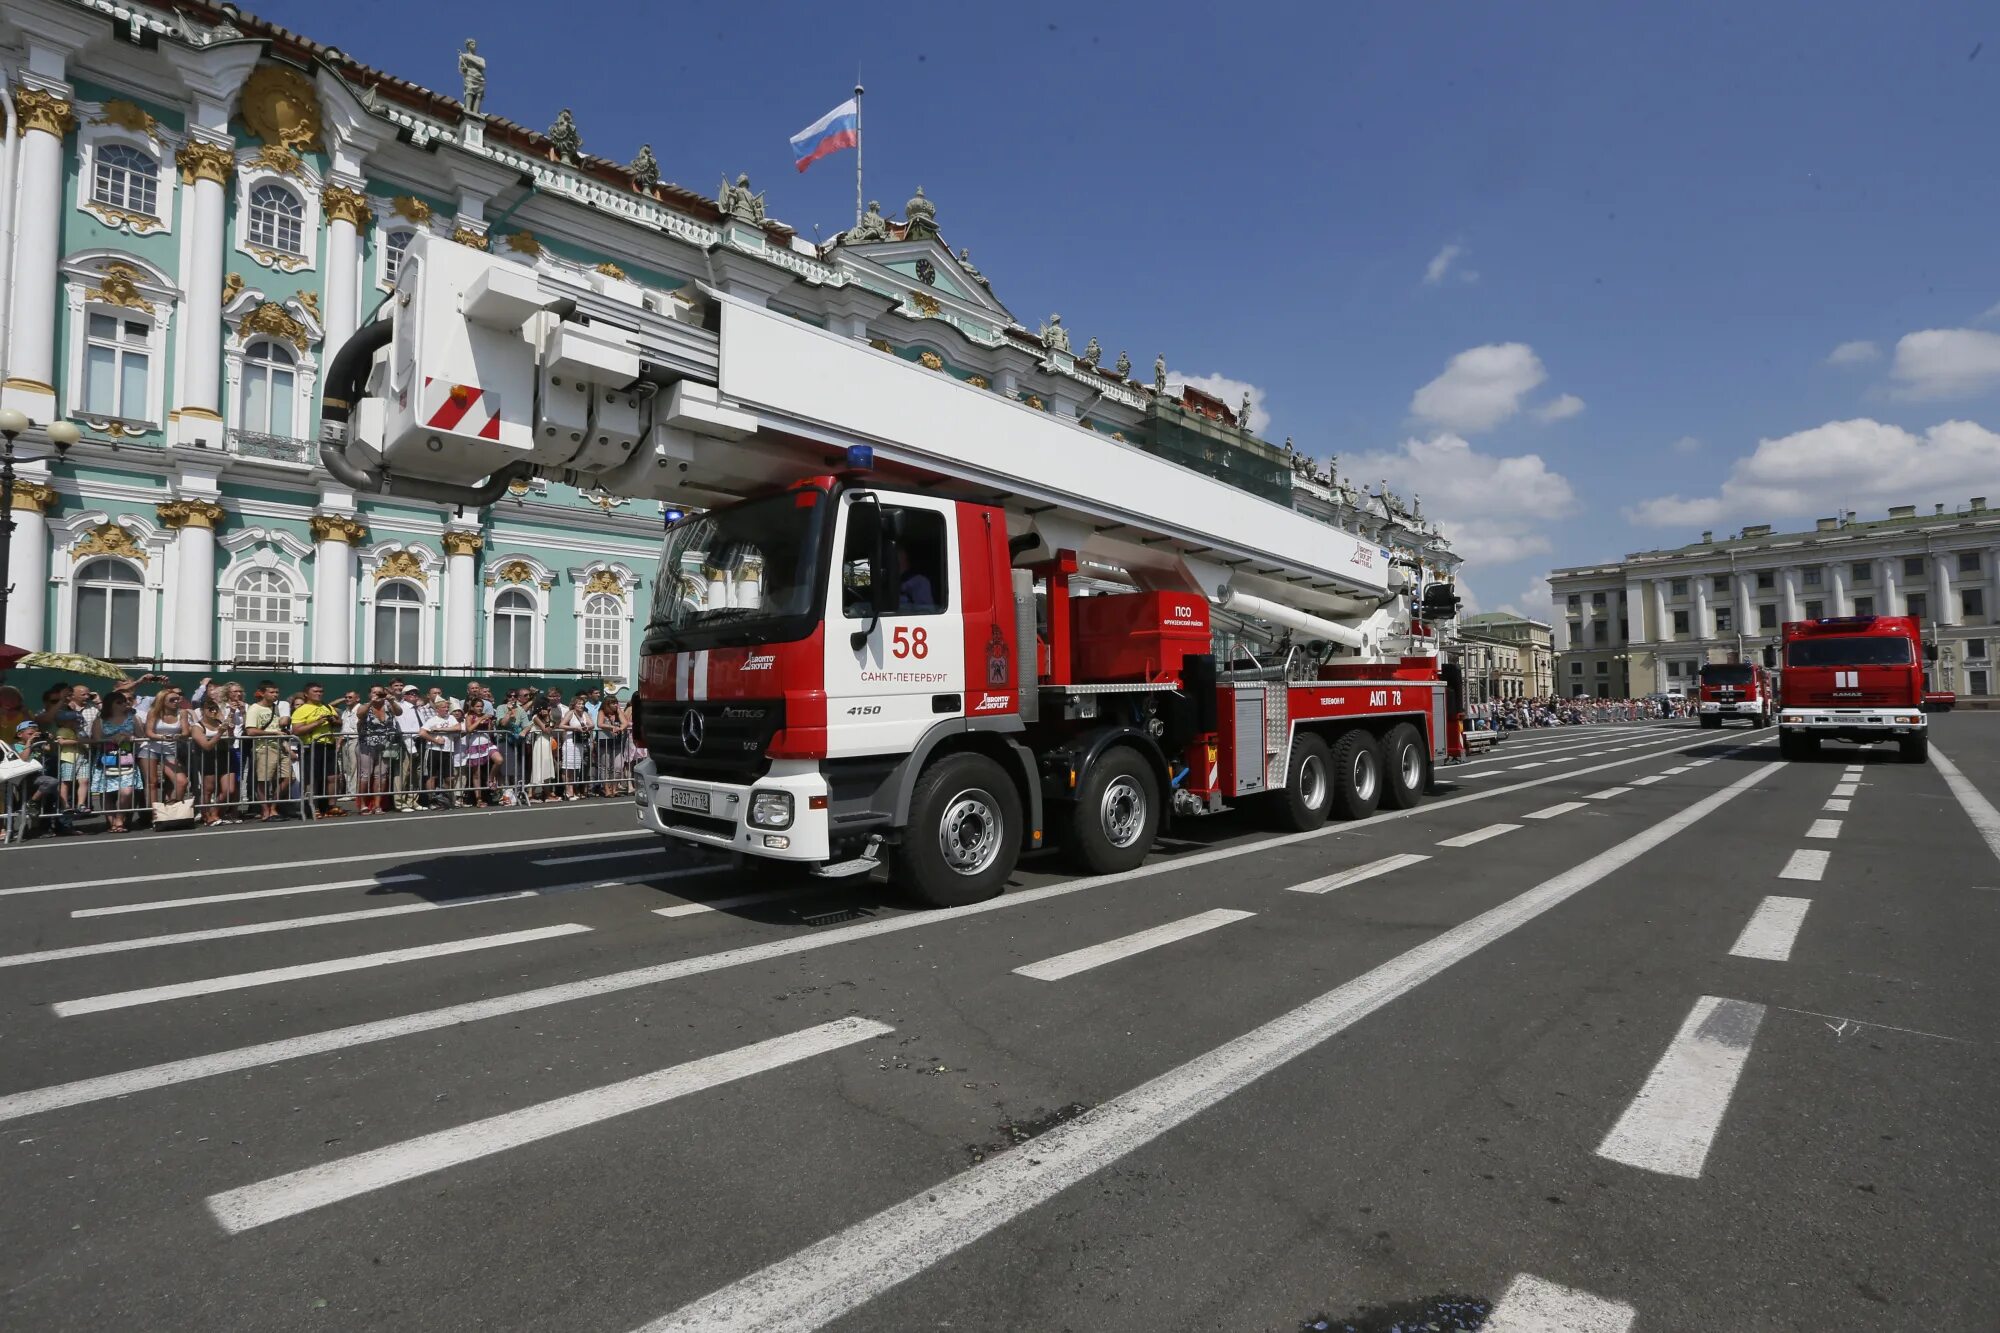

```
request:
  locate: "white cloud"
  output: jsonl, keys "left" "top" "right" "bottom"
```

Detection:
{"left": 1533, "top": 393, "right": 1586, "bottom": 423}
{"left": 1345, "top": 432, "right": 1577, "bottom": 569}
{"left": 1669, "top": 435, "right": 1703, "bottom": 455}
{"left": 1409, "top": 343, "right": 1548, "bottom": 433}
{"left": 1825, "top": 339, "right": 1880, "bottom": 366}
{"left": 1423, "top": 242, "right": 1472, "bottom": 287}
{"left": 1888, "top": 329, "right": 2000, "bottom": 399}
{"left": 1625, "top": 417, "right": 2000, "bottom": 529}
{"left": 1499, "top": 576, "right": 1556, "bottom": 621}
{"left": 1978, "top": 300, "right": 2000, "bottom": 324}
{"left": 1165, "top": 372, "right": 1270, "bottom": 434}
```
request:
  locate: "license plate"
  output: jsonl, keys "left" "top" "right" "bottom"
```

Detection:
{"left": 668, "top": 788, "right": 710, "bottom": 815}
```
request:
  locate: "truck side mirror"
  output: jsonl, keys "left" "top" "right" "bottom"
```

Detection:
{"left": 1420, "top": 583, "right": 1462, "bottom": 622}
{"left": 1924, "top": 643, "right": 1939, "bottom": 662}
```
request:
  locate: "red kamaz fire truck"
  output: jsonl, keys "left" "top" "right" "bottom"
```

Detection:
{"left": 317, "top": 235, "right": 1465, "bottom": 905}
{"left": 1696, "top": 661, "right": 1774, "bottom": 728}
{"left": 1776, "top": 616, "right": 1930, "bottom": 763}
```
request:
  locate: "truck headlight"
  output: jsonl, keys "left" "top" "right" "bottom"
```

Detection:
{"left": 749, "top": 790, "right": 794, "bottom": 829}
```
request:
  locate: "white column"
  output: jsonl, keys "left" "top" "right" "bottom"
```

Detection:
{"left": 1624, "top": 578, "right": 1647, "bottom": 643}
{"left": 1828, "top": 562, "right": 1850, "bottom": 617}
{"left": 1933, "top": 553, "right": 1958, "bottom": 627}
{"left": 309, "top": 513, "right": 366, "bottom": 663}
{"left": 158, "top": 499, "right": 225, "bottom": 662}
{"left": 174, "top": 137, "right": 234, "bottom": 435}
{"left": 1781, "top": 568, "right": 1802, "bottom": 622}
{"left": 1733, "top": 571, "right": 1754, "bottom": 642}
{"left": 1878, "top": 557, "right": 1900, "bottom": 618}
{"left": 443, "top": 525, "right": 482, "bottom": 668}
{"left": 4, "top": 477, "right": 57, "bottom": 649}
{"left": 1649, "top": 580, "right": 1668, "bottom": 643}
{"left": 1692, "top": 576, "right": 1711, "bottom": 642}
{"left": 2, "top": 84, "right": 74, "bottom": 419}
{"left": 320, "top": 181, "right": 371, "bottom": 352}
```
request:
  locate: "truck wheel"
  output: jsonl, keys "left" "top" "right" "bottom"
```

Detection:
{"left": 1268, "top": 732, "right": 1332, "bottom": 832}
{"left": 1899, "top": 733, "right": 1929, "bottom": 764}
{"left": 1379, "top": 723, "right": 1427, "bottom": 811}
{"left": 1067, "top": 748, "right": 1160, "bottom": 873}
{"left": 1329, "top": 729, "right": 1383, "bottom": 821}
{"left": 1779, "top": 732, "right": 1818, "bottom": 762}
{"left": 896, "top": 752, "right": 1021, "bottom": 908}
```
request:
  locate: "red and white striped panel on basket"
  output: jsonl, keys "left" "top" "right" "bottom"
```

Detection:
{"left": 420, "top": 376, "right": 501, "bottom": 440}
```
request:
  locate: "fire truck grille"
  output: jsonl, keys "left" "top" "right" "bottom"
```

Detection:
{"left": 640, "top": 699, "right": 784, "bottom": 782}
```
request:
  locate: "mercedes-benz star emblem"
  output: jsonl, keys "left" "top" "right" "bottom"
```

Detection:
{"left": 681, "top": 708, "right": 705, "bottom": 755}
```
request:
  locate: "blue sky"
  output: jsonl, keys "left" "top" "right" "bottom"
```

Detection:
{"left": 267, "top": 0, "right": 2000, "bottom": 616}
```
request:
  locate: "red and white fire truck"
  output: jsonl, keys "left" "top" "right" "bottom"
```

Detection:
{"left": 1696, "top": 661, "right": 1774, "bottom": 728}
{"left": 318, "top": 235, "right": 1465, "bottom": 905}
{"left": 1776, "top": 616, "right": 1930, "bottom": 763}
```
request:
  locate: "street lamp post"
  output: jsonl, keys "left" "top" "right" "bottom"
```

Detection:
{"left": 0, "top": 407, "right": 82, "bottom": 640}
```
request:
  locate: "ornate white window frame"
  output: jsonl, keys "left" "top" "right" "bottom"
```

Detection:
{"left": 233, "top": 147, "right": 322, "bottom": 274}
{"left": 357, "top": 541, "right": 442, "bottom": 667}
{"left": 59, "top": 250, "right": 178, "bottom": 437}
{"left": 221, "top": 286, "right": 324, "bottom": 461}
{"left": 74, "top": 99, "right": 181, "bottom": 238}
{"left": 368, "top": 193, "right": 441, "bottom": 293}
{"left": 217, "top": 527, "right": 312, "bottom": 666}
{"left": 482, "top": 553, "right": 555, "bottom": 671}
{"left": 569, "top": 560, "right": 639, "bottom": 684}
{"left": 49, "top": 509, "right": 169, "bottom": 661}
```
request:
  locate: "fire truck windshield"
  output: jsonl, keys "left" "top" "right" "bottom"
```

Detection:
{"left": 646, "top": 488, "right": 830, "bottom": 648}
{"left": 1786, "top": 636, "right": 1913, "bottom": 668}
{"left": 1698, "top": 664, "right": 1755, "bottom": 686}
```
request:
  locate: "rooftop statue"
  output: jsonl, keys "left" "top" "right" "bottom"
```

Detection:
{"left": 956, "top": 246, "right": 990, "bottom": 289}
{"left": 719, "top": 173, "right": 766, "bottom": 224}
{"left": 1114, "top": 350, "right": 1131, "bottom": 378}
{"left": 849, "top": 200, "right": 891, "bottom": 243}
{"left": 1081, "top": 336, "right": 1102, "bottom": 367}
{"left": 1238, "top": 391, "right": 1253, "bottom": 430}
{"left": 628, "top": 143, "right": 660, "bottom": 192}
{"left": 458, "top": 39, "right": 486, "bottom": 115}
{"left": 548, "top": 107, "right": 581, "bottom": 163}
{"left": 1154, "top": 354, "right": 1167, "bottom": 395}
{"left": 1039, "top": 313, "right": 1071, "bottom": 355}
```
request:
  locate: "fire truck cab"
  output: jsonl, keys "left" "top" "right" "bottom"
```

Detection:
{"left": 1696, "top": 661, "right": 1773, "bottom": 728}
{"left": 1776, "top": 616, "right": 1930, "bottom": 763}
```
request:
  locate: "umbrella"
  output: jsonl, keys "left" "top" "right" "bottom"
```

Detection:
{"left": 0, "top": 643, "right": 25, "bottom": 672}
{"left": 16, "top": 651, "right": 127, "bottom": 680}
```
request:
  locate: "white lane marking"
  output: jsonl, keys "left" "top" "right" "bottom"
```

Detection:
{"left": 639, "top": 763, "right": 1784, "bottom": 1332}
{"left": 1779, "top": 849, "right": 1829, "bottom": 881}
{"left": 1584, "top": 787, "right": 1631, "bottom": 800}
{"left": 1685, "top": 759, "right": 1714, "bottom": 768}
{"left": 72, "top": 874, "right": 427, "bottom": 918}
{"left": 1728, "top": 896, "right": 1812, "bottom": 962}
{"left": 1629, "top": 775, "right": 1666, "bottom": 786}
{"left": 1805, "top": 818, "right": 1842, "bottom": 840}
{"left": 0, "top": 893, "right": 532, "bottom": 970}
{"left": 1437, "top": 823, "right": 1521, "bottom": 848}
{"left": 1597, "top": 995, "right": 1766, "bottom": 1179}
{"left": 1453, "top": 770, "right": 1502, "bottom": 780}
{"left": 1577, "top": 751, "right": 1607, "bottom": 757}
{"left": 1014, "top": 909, "right": 1253, "bottom": 982}
{"left": 205, "top": 1016, "right": 890, "bottom": 1234}
{"left": 1510, "top": 762, "right": 1547, "bottom": 770}
{"left": 653, "top": 884, "right": 819, "bottom": 918}
{"left": 53, "top": 924, "right": 593, "bottom": 1018}
{"left": 1287, "top": 853, "right": 1432, "bottom": 895}
{"left": 1823, "top": 798, "right": 1851, "bottom": 812}
{"left": 0, "top": 731, "right": 1765, "bottom": 1125}
{"left": 1831, "top": 782, "right": 1859, "bottom": 798}
{"left": 1525, "top": 802, "right": 1588, "bottom": 820}
{"left": 1484, "top": 1273, "right": 1636, "bottom": 1333}
{"left": 532, "top": 847, "right": 663, "bottom": 867}
{"left": 1932, "top": 745, "right": 2000, "bottom": 867}
{"left": 5, "top": 829, "right": 652, "bottom": 897}
{"left": 1842, "top": 767, "right": 1865, "bottom": 777}
{"left": 1661, "top": 766, "right": 1691, "bottom": 775}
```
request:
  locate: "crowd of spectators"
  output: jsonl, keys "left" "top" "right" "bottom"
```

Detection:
{"left": 0, "top": 673, "right": 638, "bottom": 842}
{"left": 1464, "top": 694, "right": 1696, "bottom": 731}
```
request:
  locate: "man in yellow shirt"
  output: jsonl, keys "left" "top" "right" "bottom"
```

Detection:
{"left": 287, "top": 681, "right": 344, "bottom": 819}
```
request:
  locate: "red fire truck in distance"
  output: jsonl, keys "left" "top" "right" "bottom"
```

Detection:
{"left": 1776, "top": 616, "right": 1930, "bottom": 763}
{"left": 1696, "top": 661, "right": 1774, "bottom": 729}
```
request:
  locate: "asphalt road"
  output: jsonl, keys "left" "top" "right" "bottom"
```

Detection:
{"left": 2, "top": 716, "right": 1996, "bottom": 1332}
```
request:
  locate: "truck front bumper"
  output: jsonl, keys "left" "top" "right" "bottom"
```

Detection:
{"left": 1778, "top": 706, "right": 1926, "bottom": 743}
{"left": 632, "top": 757, "right": 832, "bottom": 862}
{"left": 1698, "top": 701, "right": 1764, "bottom": 717}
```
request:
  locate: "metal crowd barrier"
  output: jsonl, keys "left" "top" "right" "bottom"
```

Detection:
{"left": 1, "top": 724, "right": 636, "bottom": 839}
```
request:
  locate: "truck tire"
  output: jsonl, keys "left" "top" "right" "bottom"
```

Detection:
{"left": 1067, "top": 747, "right": 1160, "bottom": 874}
{"left": 1379, "top": 723, "right": 1427, "bottom": 811}
{"left": 1899, "top": 733, "right": 1929, "bottom": 764}
{"left": 1269, "top": 732, "right": 1332, "bottom": 832}
{"left": 1328, "top": 729, "right": 1383, "bottom": 821}
{"left": 1779, "top": 731, "right": 1818, "bottom": 762}
{"left": 896, "top": 752, "right": 1021, "bottom": 908}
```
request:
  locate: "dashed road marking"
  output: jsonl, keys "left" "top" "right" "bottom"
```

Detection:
{"left": 1728, "top": 896, "right": 1812, "bottom": 962}
{"left": 53, "top": 924, "right": 592, "bottom": 1017}
{"left": 1485, "top": 1273, "right": 1636, "bottom": 1333}
{"left": 1805, "top": 818, "right": 1842, "bottom": 840}
{"left": 1584, "top": 787, "right": 1631, "bottom": 800}
{"left": 1779, "top": 849, "right": 1829, "bottom": 881}
{"left": 1014, "top": 909, "right": 1253, "bottom": 981}
{"left": 1437, "top": 823, "right": 1522, "bottom": 848}
{"left": 205, "top": 1017, "right": 891, "bottom": 1234}
{"left": 1511, "top": 762, "right": 1548, "bottom": 770}
{"left": 72, "top": 873, "right": 427, "bottom": 917}
{"left": 1823, "top": 798, "right": 1851, "bottom": 812}
{"left": 1832, "top": 782, "right": 1859, "bottom": 798}
{"left": 1525, "top": 802, "right": 1588, "bottom": 820}
{"left": 1661, "top": 766, "right": 1691, "bottom": 775}
{"left": 1597, "top": 995, "right": 1766, "bottom": 1179}
{"left": 1629, "top": 775, "right": 1666, "bottom": 786}
{"left": 653, "top": 883, "right": 822, "bottom": 919}
{"left": 1287, "top": 853, "right": 1432, "bottom": 895}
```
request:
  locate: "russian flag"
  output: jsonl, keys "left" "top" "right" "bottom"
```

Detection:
{"left": 790, "top": 98, "right": 858, "bottom": 174}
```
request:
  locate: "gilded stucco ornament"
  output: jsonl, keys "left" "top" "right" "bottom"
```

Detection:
{"left": 321, "top": 183, "right": 373, "bottom": 228}
{"left": 10, "top": 480, "right": 58, "bottom": 514}
{"left": 910, "top": 292, "right": 941, "bottom": 318}
{"left": 506, "top": 231, "right": 542, "bottom": 257}
{"left": 967, "top": 374, "right": 989, "bottom": 390}
{"left": 88, "top": 262, "right": 155, "bottom": 313}
{"left": 73, "top": 522, "right": 148, "bottom": 565}
{"left": 239, "top": 300, "right": 311, "bottom": 352}
{"left": 594, "top": 261, "right": 627, "bottom": 280}
{"left": 451, "top": 225, "right": 490, "bottom": 250}
{"left": 94, "top": 99, "right": 158, "bottom": 138}
{"left": 582, "top": 569, "right": 626, "bottom": 597}
{"left": 156, "top": 499, "right": 226, "bottom": 531}
{"left": 308, "top": 514, "right": 368, "bottom": 545}
{"left": 374, "top": 550, "right": 424, "bottom": 582}
{"left": 221, "top": 272, "right": 244, "bottom": 306}
{"left": 239, "top": 64, "right": 323, "bottom": 153}
{"left": 918, "top": 351, "right": 944, "bottom": 371}
{"left": 246, "top": 143, "right": 303, "bottom": 177}
{"left": 1025, "top": 394, "right": 1045, "bottom": 411}
{"left": 442, "top": 530, "right": 485, "bottom": 557}
{"left": 176, "top": 139, "right": 234, "bottom": 185}
{"left": 15, "top": 87, "right": 76, "bottom": 138}
{"left": 391, "top": 195, "right": 433, "bottom": 225}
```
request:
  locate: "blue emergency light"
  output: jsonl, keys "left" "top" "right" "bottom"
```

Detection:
{"left": 662, "top": 507, "right": 685, "bottom": 527}
{"left": 846, "top": 445, "right": 874, "bottom": 471}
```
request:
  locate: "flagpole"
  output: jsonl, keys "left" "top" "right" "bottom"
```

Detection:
{"left": 853, "top": 82, "right": 865, "bottom": 229}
